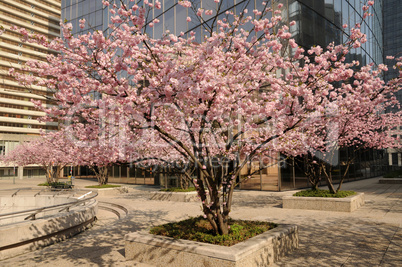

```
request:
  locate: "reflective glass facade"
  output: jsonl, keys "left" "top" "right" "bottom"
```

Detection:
{"left": 62, "top": 0, "right": 383, "bottom": 65}
{"left": 287, "top": 0, "right": 383, "bottom": 66}
{"left": 62, "top": 0, "right": 104, "bottom": 34}
{"left": 383, "top": 0, "right": 402, "bottom": 167}
{"left": 384, "top": 0, "right": 402, "bottom": 110}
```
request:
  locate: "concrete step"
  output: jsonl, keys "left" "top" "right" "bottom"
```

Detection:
{"left": 98, "top": 201, "right": 128, "bottom": 220}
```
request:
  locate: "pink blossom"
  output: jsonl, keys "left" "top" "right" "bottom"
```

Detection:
{"left": 205, "top": 10, "right": 213, "bottom": 15}
{"left": 353, "top": 40, "right": 361, "bottom": 48}
{"left": 79, "top": 18, "right": 86, "bottom": 29}
{"left": 178, "top": 0, "right": 191, "bottom": 8}
{"left": 289, "top": 39, "right": 298, "bottom": 48}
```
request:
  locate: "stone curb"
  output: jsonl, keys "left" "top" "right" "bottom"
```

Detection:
{"left": 282, "top": 193, "right": 365, "bottom": 212}
{"left": 125, "top": 224, "right": 298, "bottom": 266}
{"left": 379, "top": 178, "right": 402, "bottom": 184}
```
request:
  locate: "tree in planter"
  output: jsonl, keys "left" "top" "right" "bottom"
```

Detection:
{"left": 8, "top": 0, "right": 400, "bottom": 235}
{"left": 64, "top": 118, "right": 135, "bottom": 185}
{"left": 1, "top": 131, "right": 74, "bottom": 183}
{"left": 290, "top": 56, "right": 402, "bottom": 193}
{"left": 296, "top": 122, "right": 401, "bottom": 194}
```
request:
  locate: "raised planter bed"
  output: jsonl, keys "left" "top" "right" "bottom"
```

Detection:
{"left": 50, "top": 182, "right": 74, "bottom": 190}
{"left": 90, "top": 187, "right": 128, "bottom": 196}
{"left": 379, "top": 178, "right": 402, "bottom": 184}
{"left": 282, "top": 193, "right": 364, "bottom": 212}
{"left": 125, "top": 224, "right": 298, "bottom": 267}
{"left": 150, "top": 191, "right": 199, "bottom": 202}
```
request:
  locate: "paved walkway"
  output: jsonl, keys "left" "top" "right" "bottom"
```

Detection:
{"left": 0, "top": 176, "right": 401, "bottom": 266}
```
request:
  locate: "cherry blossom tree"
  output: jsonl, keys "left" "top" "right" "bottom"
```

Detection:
{"left": 286, "top": 47, "right": 402, "bottom": 193}
{"left": 1, "top": 131, "right": 75, "bottom": 183}
{"left": 5, "top": 0, "right": 401, "bottom": 235}
{"left": 65, "top": 121, "right": 132, "bottom": 185}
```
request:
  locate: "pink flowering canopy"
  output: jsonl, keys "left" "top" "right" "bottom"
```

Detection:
{"left": 1, "top": 130, "right": 77, "bottom": 182}
{"left": 4, "top": 0, "right": 402, "bottom": 234}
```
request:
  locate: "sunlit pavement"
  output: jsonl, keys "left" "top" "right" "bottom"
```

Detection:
{"left": 0, "top": 176, "right": 401, "bottom": 266}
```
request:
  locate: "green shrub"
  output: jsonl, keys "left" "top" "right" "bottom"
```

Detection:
{"left": 150, "top": 216, "right": 277, "bottom": 246}
{"left": 39, "top": 181, "right": 74, "bottom": 187}
{"left": 293, "top": 189, "right": 356, "bottom": 198}
{"left": 85, "top": 184, "right": 121, "bottom": 188}
{"left": 160, "top": 187, "right": 196, "bottom": 192}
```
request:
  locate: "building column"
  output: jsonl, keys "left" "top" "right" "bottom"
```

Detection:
{"left": 398, "top": 153, "right": 402, "bottom": 167}
{"left": 18, "top": 166, "right": 23, "bottom": 179}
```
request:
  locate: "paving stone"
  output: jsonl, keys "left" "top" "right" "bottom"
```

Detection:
{"left": 0, "top": 177, "right": 401, "bottom": 266}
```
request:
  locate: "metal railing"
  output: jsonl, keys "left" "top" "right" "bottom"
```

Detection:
{"left": 0, "top": 188, "right": 98, "bottom": 223}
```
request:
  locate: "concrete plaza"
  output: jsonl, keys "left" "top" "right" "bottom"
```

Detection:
{"left": 0, "top": 176, "right": 401, "bottom": 266}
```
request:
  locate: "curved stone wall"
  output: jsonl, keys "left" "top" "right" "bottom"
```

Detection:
{"left": 0, "top": 193, "right": 98, "bottom": 260}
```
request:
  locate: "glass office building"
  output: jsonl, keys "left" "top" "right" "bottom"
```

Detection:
{"left": 288, "top": 0, "right": 383, "bottom": 66}
{"left": 62, "top": 0, "right": 386, "bottom": 190}
{"left": 383, "top": 0, "right": 402, "bottom": 167}
{"left": 62, "top": 1, "right": 383, "bottom": 67}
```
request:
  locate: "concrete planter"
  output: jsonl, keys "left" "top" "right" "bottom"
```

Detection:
{"left": 379, "top": 178, "right": 402, "bottom": 184}
{"left": 0, "top": 198, "right": 97, "bottom": 260}
{"left": 150, "top": 191, "right": 199, "bottom": 202}
{"left": 90, "top": 187, "right": 128, "bottom": 196}
{"left": 283, "top": 192, "right": 364, "bottom": 212}
{"left": 125, "top": 224, "right": 298, "bottom": 267}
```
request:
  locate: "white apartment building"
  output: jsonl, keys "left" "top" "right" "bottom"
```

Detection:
{"left": 0, "top": 0, "right": 60, "bottom": 178}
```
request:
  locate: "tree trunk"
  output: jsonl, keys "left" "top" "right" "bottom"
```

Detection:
{"left": 98, "top": 166, "right": 109, "bottom": 185}
{"left": 179, "top": 174, "right": 189, "bottom": 189}
{"left": 301, "top": 155, "right": 322, "bottom": 190}
{"left": 322, "top": 165, "right": 336, "bottom": 194}
{"left": 196, "top": 168, "right": 230, "bottom": 236}
{"left": 312, "top": 182, "right": 319, "bottom": 190}
{"left": 46, "top": 166, "right": 54, "bottom": 183}
{"left": 90, "top": 165, "right": 109, "bottom": 185}
{"left": 204, "top": 207, "right": 229, "bottom": 235}
{"left": 54, "top": 165, "right": 63, "bottom": 182}
{"left": 336, "top": 159, "right": 353, "bottom": 193}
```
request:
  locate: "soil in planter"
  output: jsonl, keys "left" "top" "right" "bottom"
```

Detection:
{"left": 293, "top": 189, "right": 356, "bottom": 198}
{"left": 160, "top": 187, "right": 196, "bottom": 192}
{"left": 150, "top": 216, "right": 277, "bottom": 246}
